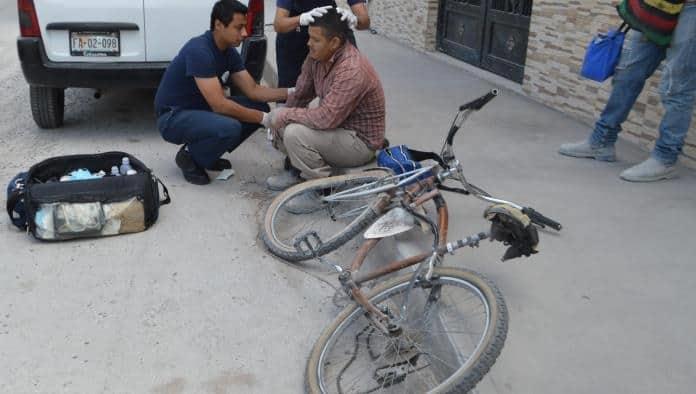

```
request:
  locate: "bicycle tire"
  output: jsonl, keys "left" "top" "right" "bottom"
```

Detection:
{"left": 262, "top": 171, "right": 390, "bottom": 262}
{"left": 306, "top": 267, "right": 508, "bottom": 394}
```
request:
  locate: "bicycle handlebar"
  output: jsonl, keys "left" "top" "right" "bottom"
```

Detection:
{"left": 459, "top": 89, "right": 499, "bottom": 111}
{"left": 446, "top": 89, "right": 499, "bottom": 146}
{"left": 522, "top": 207, "right": 563, "bottom": 231}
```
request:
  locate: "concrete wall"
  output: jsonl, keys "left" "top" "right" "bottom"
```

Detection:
{"left": 365, "top": 0, "right": 696, "bottom": 167}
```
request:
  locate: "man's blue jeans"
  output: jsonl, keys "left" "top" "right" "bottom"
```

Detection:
{"left": 157, "top": 97, "right": 269, "bottom": 169}
{"left": 590, "top": 5, "right": 696, "bottom": 165}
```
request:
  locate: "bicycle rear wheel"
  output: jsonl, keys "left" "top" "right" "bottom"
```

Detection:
{"left": 306, "top": 267, "right": 508, "bottom": 394}
{"left": 262, "top": 170, "right": 390, "bottom": 262}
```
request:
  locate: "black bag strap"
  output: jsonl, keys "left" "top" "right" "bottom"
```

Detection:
{"left": 6, "top": 189, "right": 27, "bottom": 230}
{"left": 407, "top": 148, "right": 446, "bottom": 168}
{"left": 156, "top": 177, "right": 171, "bottom": 206}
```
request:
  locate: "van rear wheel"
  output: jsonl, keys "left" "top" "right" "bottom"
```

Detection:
{"left": 30, "top": 86, "right": 64, "bottom": 129}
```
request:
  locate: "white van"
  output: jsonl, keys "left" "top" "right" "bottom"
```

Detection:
{"left": 17, "top": 0, "right": 266, "bottom": 128}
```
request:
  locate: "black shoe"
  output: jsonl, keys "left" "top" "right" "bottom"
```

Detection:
{"left": 175, "top": 146, "right": 210, "bottom": 185}
{"left": 206, "top": 158, "right": 232, "bottom": 171}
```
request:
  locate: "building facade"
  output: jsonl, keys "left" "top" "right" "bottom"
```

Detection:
{"left": 356, "top": 0, "right": 696, "bottom": 167}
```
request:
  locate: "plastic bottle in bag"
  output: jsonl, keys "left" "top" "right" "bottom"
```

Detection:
{"left": 119, "top": 157, "right": 133, "bottom": 175}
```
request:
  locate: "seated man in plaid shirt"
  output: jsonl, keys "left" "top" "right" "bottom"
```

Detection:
{"left": 267, "top": 7, "right": 386, "bottom": 212}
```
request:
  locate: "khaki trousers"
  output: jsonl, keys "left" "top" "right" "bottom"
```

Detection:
{"left": 274, "top": 123, "right": 375, "bottom": 179}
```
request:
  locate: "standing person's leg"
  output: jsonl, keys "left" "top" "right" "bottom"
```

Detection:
{"left": 642, "top": 8, "right": 696, "bottom": 167}
{"left": 276, "top": 32, "right": 309, "bottom": 88}
{"left": 621, "top": 7, "right": 696, "bottom": 181}
{"left": 559, "top": 30, "right": 665, "bottom": 160}
{"left": 158, "top": 109, "right": 243, "bottom": 185}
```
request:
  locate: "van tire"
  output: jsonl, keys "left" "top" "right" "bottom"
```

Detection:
{"left": 30, "top": 86, "right": 64, "bottom": 129}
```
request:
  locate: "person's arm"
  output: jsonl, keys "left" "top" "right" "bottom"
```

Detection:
{"left": 194, "top": 77, "right": 265, "bottom": 124}
{"left": 274, "top": 5, "right": 331, "bottom": 33}
{"left": 277, "top": 66, "right": 365, "bottom": 130}
{"left": 273, "top": 7, "right": 300, "bottom": 33}
{"left": 230, "top": 69, "right": 288, "bottom": 102}
{"left": 350, "top": 2, "right": 370, "bottom": 30}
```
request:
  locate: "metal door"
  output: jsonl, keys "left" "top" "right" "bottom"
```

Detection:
{"left": 437, "top": 0, "right": 533, "bottom": 83}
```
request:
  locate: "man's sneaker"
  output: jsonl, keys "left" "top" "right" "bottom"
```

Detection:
{"left": 620, "top": 157, "right": 676, "bottom": 182}
{"left": 558, "top": 140, "right": 616, "bottom": 162}
{"left": 175, "top": 146, "right": 210, "bottom": 185}
{"left": 285, "top": 191, "right": 323, "bottom": 214}
{"left": 266, "top": 170, "right": 302, "bottom": 191}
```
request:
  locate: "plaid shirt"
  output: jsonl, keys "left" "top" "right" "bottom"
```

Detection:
{"left": 277, "top": 43, "right": 386, "bottom": 150}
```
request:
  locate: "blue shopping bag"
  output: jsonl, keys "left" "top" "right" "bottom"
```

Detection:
{"left": 580, "top": 24, "right": 629, "bottom": 82}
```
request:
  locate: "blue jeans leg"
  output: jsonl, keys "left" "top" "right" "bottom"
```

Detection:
{"left": 590, "top": 30, "right": 665, "bottom": 146}
{"left": 653, "top": 5, "right": 696, "bottom": 165}
{"left": 158, "top": 98, "right": 270, "bottom": 169}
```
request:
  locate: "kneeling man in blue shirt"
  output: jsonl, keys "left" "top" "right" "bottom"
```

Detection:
{"left": 155, "top": 0, "right": 288, "bottom": 185}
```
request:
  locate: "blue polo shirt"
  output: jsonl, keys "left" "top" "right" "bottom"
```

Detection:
{"left": 154, "top": 30, "right": 245, "bottom": 114}
{"left": 276, "top": 0, "right": 364, "bottom": 13}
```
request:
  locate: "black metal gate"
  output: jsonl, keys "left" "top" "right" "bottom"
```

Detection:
{"left": 437, "top": 0, "right": 533, "bottom": 83}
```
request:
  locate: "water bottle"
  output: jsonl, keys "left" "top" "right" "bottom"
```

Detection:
{"left": 119, "top": 157, "right": 133, "bottom": 175}
{"left": 110, "top": 166, "right": 120, "bottom": 176}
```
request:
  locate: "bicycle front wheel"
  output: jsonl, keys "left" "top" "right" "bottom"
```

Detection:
{"left": 262, "top": 170, "right": 390, "bottom": 262}
{"left": 306, "top": 267, "right": 508, "bottom": 394}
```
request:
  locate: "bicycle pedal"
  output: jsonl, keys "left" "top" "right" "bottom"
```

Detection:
{"left": 293, "top": 230, "right": 324, "bottom": 255}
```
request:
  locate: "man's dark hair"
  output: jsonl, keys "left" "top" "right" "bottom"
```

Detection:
{"left": 210, "top": 0, "right": 248, "bottom": 30}
{"left": 309, "top": 7, "right": 350, "bottom": 44}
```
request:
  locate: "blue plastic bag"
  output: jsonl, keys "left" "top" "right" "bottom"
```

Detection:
{"left": 580, "top": 26, "right": 627, "bottom": 82}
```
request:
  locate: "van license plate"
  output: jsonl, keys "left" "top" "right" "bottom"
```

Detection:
{"left": 70, "top": 31, "right": 120, "bottom": 57}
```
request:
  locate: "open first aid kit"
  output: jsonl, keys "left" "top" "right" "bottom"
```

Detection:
{"left": 6, "top": 152, "right": 170, "bottom": 241}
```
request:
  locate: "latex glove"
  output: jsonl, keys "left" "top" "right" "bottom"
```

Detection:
{"left": 269, "top": 107, "right": 288, "bottom": 130}
{"left": 261, "top": 108, "right": 287, "bottom": 129}
{"left": 261, "top": 111, "right": 273, "bottom": 128}
{"left": 336, "top": 7, "right": 358, "bottom": 29}
{"left": 299, "top": 5, "right": 331, "bottom": 26}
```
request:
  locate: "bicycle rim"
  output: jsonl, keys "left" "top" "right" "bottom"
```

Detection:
{"left": 262, "top": 171, "right": 388, "bottom": 262}
{"left": 307, "top": 268, "right": 508, "bottom": 394}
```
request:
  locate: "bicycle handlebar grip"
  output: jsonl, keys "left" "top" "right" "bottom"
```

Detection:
{"left": 523, "top": 207, "right": 562, "bottom": 231}
{"left": 459, "top": 89, "right": 499, "bottom": 111}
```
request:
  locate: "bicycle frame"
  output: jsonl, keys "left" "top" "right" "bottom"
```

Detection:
{"left": 326, "top": 175, "right": 490, "bottom": 336}
{"left": 299, "top": 89, "right": 560, "bottom": 335}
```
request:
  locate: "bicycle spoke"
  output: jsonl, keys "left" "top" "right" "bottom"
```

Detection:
{"left": 312, "top": 271, "right": 504, "bottom": 394}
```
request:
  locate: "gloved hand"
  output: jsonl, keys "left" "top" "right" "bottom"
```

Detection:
{"left": 261, "top": 108, "right": 287, "bottom": 129}
{"left": 336, "top": 7, "right": 358, "bottom": 29}
{"left": 299, "top": 5, "right": 331, "bottom": 26}
{"left": 261, "top": 112, "right": 273, "bottom": 128}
